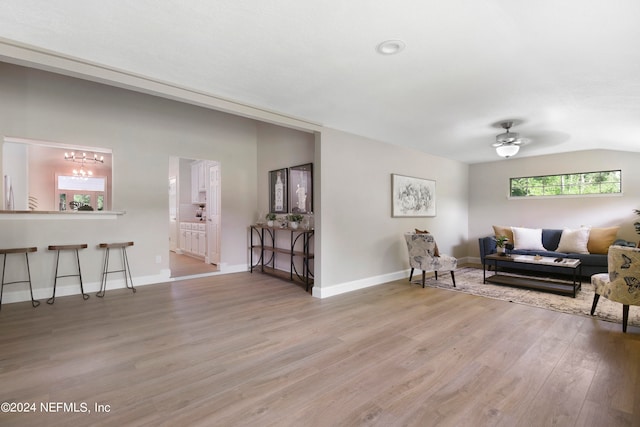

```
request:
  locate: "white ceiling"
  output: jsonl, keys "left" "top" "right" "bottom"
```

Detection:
{"left": 1, "top": 0, "right": 639, "bottom": 163}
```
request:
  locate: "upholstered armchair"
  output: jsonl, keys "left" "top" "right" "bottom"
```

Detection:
{"left": 591, "top": 245, "right": 640, "bottom": 333}
{"left": 404, "top": 232, "right": 457, "bottom": 288}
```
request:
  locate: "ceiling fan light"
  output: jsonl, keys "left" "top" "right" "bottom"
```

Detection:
{"left": 496, "top": 131, "right": 519, "bottom": 144}
{"left": 496, "top": 144, "right": 520, "bottom": 158}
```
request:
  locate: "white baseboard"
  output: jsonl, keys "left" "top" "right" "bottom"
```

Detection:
{"left": 0, "top": 265, "right": 245, "bottom": 305}
{"left": 311, "top": 257, "right": 475, "bottom": 299}
{"left": 312, "top": 269, "right": 411, "bottom": 299}
{"left": 0, "top": 270, "right": 171, "bottom": 305}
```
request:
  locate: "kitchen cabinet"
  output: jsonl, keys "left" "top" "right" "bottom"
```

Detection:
{"left": 179, "top": 222, "right": 189, "bottom": 252}
{"left": 191, "top": 161, "right": 206, "bottom": 203}
{"left": 180, "top": 222, "right": 206, "bottom": 257}
{"left": 194, "top": 223, "right": 206, "bottom": 257}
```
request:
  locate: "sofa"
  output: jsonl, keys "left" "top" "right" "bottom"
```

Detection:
{"left": 478, "top": 226, "right": 635, "bottom": 278}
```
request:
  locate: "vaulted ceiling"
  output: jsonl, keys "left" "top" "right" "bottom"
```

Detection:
{"left": 1, "top": 1, "right": 639, "bottom": 163}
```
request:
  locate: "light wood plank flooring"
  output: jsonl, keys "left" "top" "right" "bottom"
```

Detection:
{"left": 169, "top": 251, "right": 219, "bottom": 278}
{"left": 0, "top": 271, "right": 639, "bottom": 426}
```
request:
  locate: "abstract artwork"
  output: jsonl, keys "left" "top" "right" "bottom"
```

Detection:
{"left": 391, "top": 174, "right": 436, "bottom": 217}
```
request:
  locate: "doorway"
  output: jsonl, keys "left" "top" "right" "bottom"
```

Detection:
{"left": 168, "top": 157, "right": 221, "bottom": 278}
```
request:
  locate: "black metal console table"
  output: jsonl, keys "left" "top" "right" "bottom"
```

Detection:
{"left": 249, "top": 225, "right": 314, "bottom": 292}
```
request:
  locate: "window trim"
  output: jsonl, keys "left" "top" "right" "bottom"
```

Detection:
{"left": 509, "top": 169, "right": 622, "bottom": 198}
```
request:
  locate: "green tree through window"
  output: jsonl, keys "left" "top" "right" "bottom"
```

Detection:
{"left": 510, "top": 170, "right": 621, "bottom": 197}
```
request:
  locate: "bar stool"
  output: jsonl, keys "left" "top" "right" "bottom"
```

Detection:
{"left": 97, "top": 242, "right": 136, "bottom": 297}
{"left": 0, "top": 247, "right": 40, "bottom": 310}
{"left": 47, "top": 244, "right": 90, "bottom": 304}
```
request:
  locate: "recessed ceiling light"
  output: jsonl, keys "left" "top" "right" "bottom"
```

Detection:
{"left": 376, "top": 40, "right": 405, "bottom": 55}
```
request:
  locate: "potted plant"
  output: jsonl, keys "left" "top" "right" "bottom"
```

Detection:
{"left": 265, "top": 212, "right": 277, "bottom": 227}
{"left": 286, "top": 213, "right": 304, "bottom": 229}
{"left": 495, "top": 235, "right": 509, "bottom": 255}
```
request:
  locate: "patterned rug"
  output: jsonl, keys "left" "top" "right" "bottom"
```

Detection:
{"left": 415, "top": 267, "right": 640, "bottom": 328}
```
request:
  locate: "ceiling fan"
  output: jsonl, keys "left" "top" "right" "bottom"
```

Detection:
{"left": 492, "top": 121, "right": 525, "bottom": 158}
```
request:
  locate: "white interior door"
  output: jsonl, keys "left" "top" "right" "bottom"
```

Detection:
{"left": 206, "top": 162, "right": 221, "bottom": 265}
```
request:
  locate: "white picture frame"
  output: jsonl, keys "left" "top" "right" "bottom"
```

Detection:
{"left": 391, "top": 174, "right": 436, "bottom": 217}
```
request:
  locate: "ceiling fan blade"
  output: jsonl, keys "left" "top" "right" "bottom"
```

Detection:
{"left": 491, "top": 142, "right": 503, "bottom": 147}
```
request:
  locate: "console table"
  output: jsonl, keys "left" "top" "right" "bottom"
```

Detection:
{"left": 483, "top": 253, "right": 582, "bottom": 297}
{"left": 249, "top": 225, "right": 314, "bottom": 292}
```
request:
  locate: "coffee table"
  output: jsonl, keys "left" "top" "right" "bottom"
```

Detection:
{"left": 483, "top": 253, "right": 582, "bottom": 297}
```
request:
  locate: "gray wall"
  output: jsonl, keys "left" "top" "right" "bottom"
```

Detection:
{"left": 0, "top": 62, "right": 259, "bottom": 302}
{"left": 256, "top": 123, "right": 316, "bottom": 220}
{"left": 468, "top": 149, "right": 640, "bottom": 260}
{"left": 315, "top": 128, "right": 469, "bottom": 297}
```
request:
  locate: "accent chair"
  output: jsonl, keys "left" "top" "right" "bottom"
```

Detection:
{"left": 591, "top": 245, "right": 640, "bottom": 333}
{"left": 404, "top": 232, "right": 457, "bottom": 288}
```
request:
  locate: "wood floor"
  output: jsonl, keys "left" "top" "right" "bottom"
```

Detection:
{"left": 1, "top": 271, "right": 639, "bottom": 426}
{"left": 169, "top": 251, "right": 219, "bottom": 278}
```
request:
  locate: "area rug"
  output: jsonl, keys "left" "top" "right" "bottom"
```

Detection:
{"left": 415, "top": 267, "right": 640, "bottom": 328}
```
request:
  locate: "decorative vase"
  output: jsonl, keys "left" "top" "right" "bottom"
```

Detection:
{"left": 290, "top": 221, "right": 299, "bottom": 229}
{"left": 267, "top": 220, "right": 274, "bottom": 227}
{"left": 497, "top": 246, "right": 505, "bottom": 255}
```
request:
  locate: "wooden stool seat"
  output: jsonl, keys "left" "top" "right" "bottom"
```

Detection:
{"left": 99, "top": 242, "right": 134, "bottom": 249}
{"left": 48, "top": 244, "right": 88, "bottom": 251}
{"left": 0, "top": 247, "right": 40, "bottom": 310}
{"left": 47, "top": 244, "right": 89, "bottom": 304}
{"left": 0, "top": 247, "right": 38, "bottom": 255}
{"left": 97, "top": 242, "right": 135, "bottom": 297}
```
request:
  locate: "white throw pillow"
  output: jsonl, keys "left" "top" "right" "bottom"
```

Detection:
{"left": 556, "top": 228, "right": 590, "bottom": 254}
{"left": 511, "top": 227, "right": 546, "bottom": 251}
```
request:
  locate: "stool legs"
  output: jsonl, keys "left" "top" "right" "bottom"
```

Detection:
{"left": 0, "top": 251, "right": 40, "bottom": 310}
{"left": 97, "top": 247, "right": 110, "bottom": 298}
{"left": 97, "top": 246, "right": 136, "bottom": 297}
{"left": 47, "top": 247, "right": 89, "bottom": 305}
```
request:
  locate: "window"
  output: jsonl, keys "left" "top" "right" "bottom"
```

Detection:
{"left": 57, "top": 175, "right": 107, "bottom": 211}
{"left": 510, "top": 170, "right": 621, "bottom": 197}
{"left": 2, "top": 137, "right": 112, "bottom": 211}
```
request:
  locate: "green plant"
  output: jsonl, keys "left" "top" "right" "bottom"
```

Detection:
{"left": 494, "top": 235, "right": 509, "bottom": 248}
{"left": 286, "top": 213, "right": 304, "bottom": 223}
{"left": 265, "top": 213, "right": 277, "bottom": 221}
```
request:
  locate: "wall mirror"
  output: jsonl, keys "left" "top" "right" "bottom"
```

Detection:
{"left": 2, "top": 137, "right": 113, "bottom": 211}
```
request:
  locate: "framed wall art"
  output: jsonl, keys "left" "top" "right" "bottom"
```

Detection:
{"left": 289, "top": 163, "right": 313, "bottom": 214}
{"left": 391, "top": 174, "right": 436, "bottom": 217}
{"left": 269, "top": 168, "right": 288, "bottom": 213}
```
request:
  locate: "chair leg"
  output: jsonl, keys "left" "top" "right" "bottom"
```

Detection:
{"left": 409, "top": 268, "right": 414, "bottom": 282}
{"left": 450, "top": 271, "right": 456, "bottom": 287}
{"left": 590, "top": 294, "right": 600, "bottom": 315}
{"left": 434, "top": 271, "right": 438, "bottom": 281}
{"left": 422, "top": 271, "right": 426, "bottom": 288}
{"left": 622, "top": 305, "right": 629, "bottom": 333}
